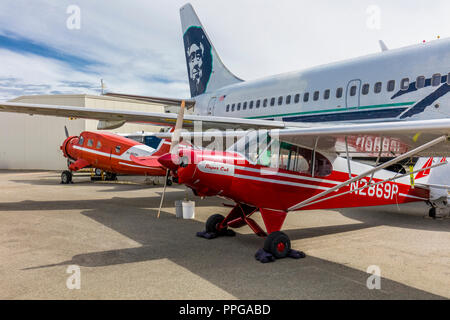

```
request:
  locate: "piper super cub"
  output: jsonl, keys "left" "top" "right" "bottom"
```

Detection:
{"left": 60, "top": 128, "right": 170, "bottom": 184}
{"left": 155, "top": 126, "right": 450, "bottom": 263}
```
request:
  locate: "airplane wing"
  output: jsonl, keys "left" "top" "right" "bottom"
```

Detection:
{"left": 273, "top": 119, "right": 450, "bottom": 156}
{"left": 0, "top": 102, "right": 289, "bottom": 130}
{"left": 103, "top": 92, "right": 196, "bottom": 109}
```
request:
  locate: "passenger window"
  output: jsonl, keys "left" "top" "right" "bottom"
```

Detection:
{"left": 387, "top": 80, "right": 395, "bottom": 92}
{"left": 336, "top": 87, "right": 343, "bottom": 98}
{"left": 303, "top": 92, "right": 309, "bottom": 102}
{"left": 313, "top": 91, "right": 319, "bottom": 101}
{"left": 256, "top": 100, "right": 261, "bottom": 108}
{"left": 401, "top": 78, "right": 409, "bottom": 90}
{"left": 324, "top": 89, "right": 330, "bottom": 100}
{"left": 294, "top": 94, "right": 300, "bottom": 103}
{"left": 231, "top": 104, "right": 235, "bottom": 111}
{"left": 278, "top": 96, "right": 283, "bottom": 105}
{"left": 432, "top": 73, "right": 441, "bottom": 86}
{"left": 96, "top": 141, "right": 102, "bottom": 149}
{"left": 249, "top": 101, "right": 254, "bottom": 109}
{"left": 115, "top": 146, "right": 121, "bottom": 154}
{"left": 243, "top": 102, "right": 247, "bottom": 110}
{"left": 350, "top": 86, "right": 357, "bottom": 96}
{"left": 270, "top": 98, "right": 275, "bottom": 106}
{"left": 263, "top": 99, "right": 268, "bottom": 107}
{"left": 374, "top": 82, "right": 382, "bottom": 93}
{"left": 87, "top": 139, "right": 94, "bottom": 147}
{"left": 362, "top": 84, "right": 370, "bottom": 95}
{"left": 447, "top": 73, "right": 450, "bottom": 85}
{"left": 237, "top": 103, "right": 241, "bottom": 111}
{"left": 78, "top": 136, "right": 84, "bottom": 146}
{"left": 416, "top": 76, "right": 425, "bottom": 89}
{"left": 226, "top": 104, "right": 230, "bottom": 112}
{"left": 286, "top": 95, "right": 291, "bottom": 104}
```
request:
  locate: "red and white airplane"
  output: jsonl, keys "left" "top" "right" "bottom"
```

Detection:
{"left": 59, "top": 129, "right": 170, "bottom": 184}
{"left": 156, "top": 128, "right": 450, "bottom": 262}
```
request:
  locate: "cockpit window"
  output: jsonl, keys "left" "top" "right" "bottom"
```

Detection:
{"left": 115, "top": 146, "right": 121, "bottom": 153}
{"left": 87, "top": 139, "right": 94, "bottom": 147}
{"left": 228, "top": 131, "right": 331, "bottom": 176}
{"left": 96, "top": 141, "right": 102, "bottom": 149}
{"left": 78, "top": 136, "right": 84, "bottom": 146}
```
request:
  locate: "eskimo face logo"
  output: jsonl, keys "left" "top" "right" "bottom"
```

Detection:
{"left": 183, "top": 26, "right": 212, "bottom": 97}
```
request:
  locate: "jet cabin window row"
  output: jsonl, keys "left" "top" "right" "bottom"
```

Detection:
{"left": 224, "top": 72, "right": 450, "bottom": 113}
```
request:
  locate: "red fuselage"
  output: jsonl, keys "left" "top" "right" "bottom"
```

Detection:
{"left": 60, "top": 131, "right": 168, "bottom": 176}
{"left": 162, "top": 148, "right": 429, "bottom": 212}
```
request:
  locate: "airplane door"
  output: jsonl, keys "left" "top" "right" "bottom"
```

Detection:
{"left": 207, "top": 97, "right": 216, "bottom": 115}
{"left": 346, "top": 79, "right": 361, "bottom": 109}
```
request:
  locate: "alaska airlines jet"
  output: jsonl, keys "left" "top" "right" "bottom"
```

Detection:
{"left": 106, "top": 3, "right": 450, "bottom": 125}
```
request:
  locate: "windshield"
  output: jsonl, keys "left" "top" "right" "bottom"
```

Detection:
{"left": 227, "top": 130, "right": 331, "bottom": 176}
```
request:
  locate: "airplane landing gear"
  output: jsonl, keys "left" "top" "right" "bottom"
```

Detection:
{"left": 255, "top": 231, "right": 306, "bottom": 263}
{"left": 105, "top": 172, "right": 117, "bottom": 181}
{"left": 198, "top": 205, "right": 306, "bottom": 263}
{"left": 61, "top": 170, "right": 73, "bottom": 184}
{"left": 263, "top": 231, "right": 291, "bottom": 259}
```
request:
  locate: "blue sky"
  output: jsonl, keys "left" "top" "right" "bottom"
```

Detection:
{"left": 1, "top": 0, "right": 449, "bottom": 101}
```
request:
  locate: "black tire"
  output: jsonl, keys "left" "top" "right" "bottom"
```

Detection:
{"left": 105, "top": 172, "right": 117, "bottom": 181}
{"left": 166, "top": 178, "right": 173, "bottom": 186}
{"left": 61, "top": 170, "right": 72, "bottom": 184}
{"left": 206, "top": 214, "right": 226, "bottom": 233}
{"left": 264, "top": 231, "right": 291, "bottom": 259}
{"left": 94, "top": 168, "right": 102, "bottom": 176}
{"left": 429, "top": 207, "right": 436, "bottom": 219}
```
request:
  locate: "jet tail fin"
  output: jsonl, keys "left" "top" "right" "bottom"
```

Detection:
{"left": 180, "top": 3, "right": 243, "bottom": 97}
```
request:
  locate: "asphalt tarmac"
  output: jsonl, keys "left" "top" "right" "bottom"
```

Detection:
{"left": 0, "top": 170, "right": 449, "bottom": 299}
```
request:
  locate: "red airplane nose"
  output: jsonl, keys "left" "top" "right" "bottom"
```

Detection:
{"left": 158, "top": 153, "right": 181, "bottom": 171}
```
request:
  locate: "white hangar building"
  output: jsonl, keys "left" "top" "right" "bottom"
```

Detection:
{"left": 0, "top": 94, "right": 168, "bottom": 170}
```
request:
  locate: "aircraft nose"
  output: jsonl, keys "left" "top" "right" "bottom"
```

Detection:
{"left": 158, "top": 153, "right": 180, "bottom": 171}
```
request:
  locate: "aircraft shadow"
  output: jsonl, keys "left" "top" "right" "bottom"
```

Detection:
{"left": 20, "top": 192, "right": 444, "bottom": 299}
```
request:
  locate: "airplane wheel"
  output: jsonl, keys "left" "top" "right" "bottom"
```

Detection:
{"left": 94, "top": 168, "right": 102, "bottom": 176}
{"left": 206, "top": 214, "right": 226, "bottom": 233}
{"left": 166, "top": 178, "right": 173, "bottom": 186}
{"left": 105, "top": 172, "right": 117, "bottom": 181}
{"left": 264, "top": 231, "right": 291, "bottom": 259}
{"left": 61, "top": 170, "right": 72, "bottom": 184}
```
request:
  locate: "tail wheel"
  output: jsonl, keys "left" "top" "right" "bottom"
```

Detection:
{"left": 61, "top": 170, "right": 72, "bottom": 184}
{"left": 264, "top": 231, "right": 291, "bottom": 259}
{"left": 206, "top": 214, "right": 226, "bottom": 233}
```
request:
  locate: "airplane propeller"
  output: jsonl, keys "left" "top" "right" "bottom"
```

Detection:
{"left": 157, "top": 100, "right": 186, "bottom": 218}
{"left": 64, "top": 125, "right": 69, "bottom": 138}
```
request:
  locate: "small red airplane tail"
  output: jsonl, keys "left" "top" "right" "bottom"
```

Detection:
{"left": 414, "top": 157, "right": 447, "bottom": 180}
{"left": 152, "top": 139, "right": 171, "bottom": 156}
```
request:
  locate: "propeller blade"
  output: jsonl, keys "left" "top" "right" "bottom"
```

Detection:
{"left": 64, "top": 126, "right": 69, "bottom": 138}
{"left": 157, "top": 100, "right": 186, "bottom": 218}
{"left": 157, "top": 169, "right": 170, "bottom": 219}
{"left": 170, "top": 100, "right": 186, "bottom": 156}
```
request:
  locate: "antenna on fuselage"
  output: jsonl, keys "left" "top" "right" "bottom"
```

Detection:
{"left": 379, "top": 40, "right": 389, "bottom": 52}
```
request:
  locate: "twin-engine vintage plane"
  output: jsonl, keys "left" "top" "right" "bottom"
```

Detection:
{"left": 60, "top": 128, "right": 170, "bottom": 184}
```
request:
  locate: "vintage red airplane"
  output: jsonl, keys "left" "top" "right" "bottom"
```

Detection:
{"left": 155, "top": 129, "right": 450, "bottom": 262}
{"left": 59, "top": 129, "right": 170, "bottom": 184}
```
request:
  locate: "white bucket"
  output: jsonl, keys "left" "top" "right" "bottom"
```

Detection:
{"left": 175, "top": 200, "right": 183, "bottom": 219}
{"left": 182, "top": 201, "right": 195, "bottom": 219}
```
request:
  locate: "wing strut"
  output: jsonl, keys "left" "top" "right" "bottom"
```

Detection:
{"left": 288, "top": 135, "right": 448, "bottom": 211}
